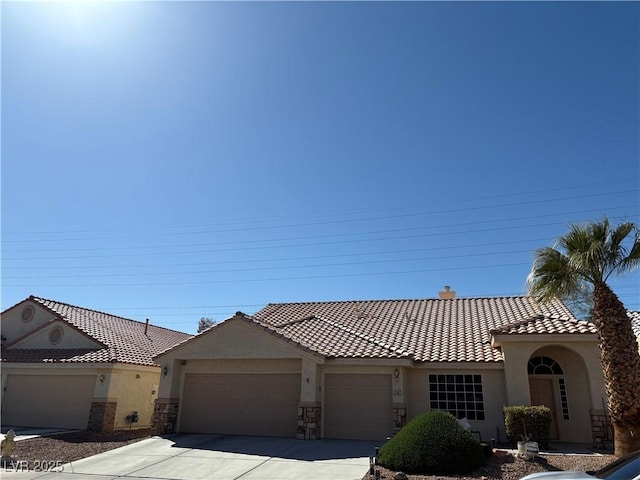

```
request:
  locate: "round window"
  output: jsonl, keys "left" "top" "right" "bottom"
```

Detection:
{"left": 49, "top": 326, "right": 64, "bottom": 345}
{"left": 21, "top": 305, "right": 35, "bottom": 323}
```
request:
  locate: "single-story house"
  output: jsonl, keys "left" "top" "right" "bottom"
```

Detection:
{"left": 153, "top": 288, "right": 610, "bottom": 447}
{"left": 1, "top": 296, "right": 191, "bottom": 431}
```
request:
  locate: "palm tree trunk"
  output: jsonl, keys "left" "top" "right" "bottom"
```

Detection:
{"left": 593, "top": 283, "right": 640, "bottom": 456}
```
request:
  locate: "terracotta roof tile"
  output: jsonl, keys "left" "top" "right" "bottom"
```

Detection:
{"left": 2, "top": 296, "right": 191, "bottom": 366}
{"left": 490, "top": 315, "right": 597, "bottom": 335}
{"left": 253, "top": 296, "right": 581, "bottom": 363}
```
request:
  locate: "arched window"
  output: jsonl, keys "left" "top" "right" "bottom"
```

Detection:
{"left": 528, "top": 356, "right": 563, "bottom": 375}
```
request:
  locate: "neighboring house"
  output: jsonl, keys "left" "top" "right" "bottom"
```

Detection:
{"left": 154, "top": 289, "right": 607, "bottom": 447}
{"left": 1, "top": 296, "right": 191, "bottom": 431}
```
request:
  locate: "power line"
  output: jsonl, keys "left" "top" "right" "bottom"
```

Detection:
{"left": 2, "top": 181, "right": 635, "bottom": 236}
{"left": 2, "top": 236, "right": 552, "bottom": 270}
{"left": 2, "top": 190, "right": 636, "bottom": 244}
{"left": 2, "top": 248, "right": 539, "bottom": 280}
{"left": 4, "top": 210, "right": 637, "bottom": 259}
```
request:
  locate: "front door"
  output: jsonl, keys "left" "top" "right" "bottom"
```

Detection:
{"left": 529, "top": 377, "right": 559, "bottom": 439}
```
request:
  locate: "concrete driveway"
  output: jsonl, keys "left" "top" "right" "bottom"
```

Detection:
{"left": 2, "top": 434, "right": 381, "bottom": 480}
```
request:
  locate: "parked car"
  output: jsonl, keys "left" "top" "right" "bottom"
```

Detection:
{"left": 520, "top": 450, "right": 640, "bottom": 480}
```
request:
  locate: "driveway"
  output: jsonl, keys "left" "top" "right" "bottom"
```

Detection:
{"left": 2, "top": 434, "right": 380, "bottom": 480}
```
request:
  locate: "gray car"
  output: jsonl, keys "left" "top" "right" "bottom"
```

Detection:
{"left": 520, "top": 451, "right": 640, "bottom": 480}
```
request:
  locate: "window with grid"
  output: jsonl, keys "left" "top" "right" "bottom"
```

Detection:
{"left": 428, "top": 374, "right": 485, "bottom": 420}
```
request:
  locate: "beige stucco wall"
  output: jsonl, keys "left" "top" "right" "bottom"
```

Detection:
{"left": 2, "top": 301, "right": 58, "bottom": 344}
{"left": 99, "top": 365, "right": 160, "bottom": 430}
{"left": 528, "top": 345, "right": 594, "bottom": 442}
{"left": 497, "top": 335, "right": 604, "bottom": 443}
{"left": 405, "top": 363, "right": 507, "bottom": 443}
{"left": 8, "top": 321, "right": 101, "bottom": 350}
{"left": 499, "top": 336, "right": 603, "bottom": 407}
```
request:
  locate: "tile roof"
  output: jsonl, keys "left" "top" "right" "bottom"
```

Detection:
{"left": 2, "top": 296, "right": 191, "bottom": 366}
{"left": 251, "top": 296, "right": 585, "bottom": 363}
{"left": 489, "top": 315, "right": 597, "bottom": 335}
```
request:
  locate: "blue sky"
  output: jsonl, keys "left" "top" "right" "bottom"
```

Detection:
{"left": 2, "top": 1, "right": 638, "bottom": 334}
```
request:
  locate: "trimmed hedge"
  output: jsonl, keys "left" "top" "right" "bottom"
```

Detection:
{"left": 503, "top": 405, "right": 552, "bottom": 449}
{"left": 377, "top": 411, "right": 485, "bottom": 475}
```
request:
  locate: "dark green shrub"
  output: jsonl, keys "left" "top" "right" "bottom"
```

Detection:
{"left": 503, "top": 405, "right": 552, "bottom": 449}
{"left": 377, "top": 411, "right": 485, "bottom": 475}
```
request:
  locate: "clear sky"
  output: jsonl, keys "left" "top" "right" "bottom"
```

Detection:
{"left": 2, "top": 1, "right": 638, "bottom": 334}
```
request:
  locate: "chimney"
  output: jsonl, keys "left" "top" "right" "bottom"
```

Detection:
{"left": 438, "top": 285, "right": 456, "bottom": 300}
{"left": 144, "top": 318, "right": 149, "bottom": 335}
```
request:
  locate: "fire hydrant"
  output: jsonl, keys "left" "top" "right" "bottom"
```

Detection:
{"left": 1, "top": 430, "right": 16, "bottom": 465}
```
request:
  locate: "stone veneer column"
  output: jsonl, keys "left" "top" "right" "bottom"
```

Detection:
{"left": 153, "top": 399, "right": 180, "bottom": 435}
{"left": 589, "top": 409, "right": 612, "bottom": 450}
{"left": 87, "top": 401, "right": 117, "bottom": 432}
{"left": 392, "top": 404, "right": 407, "bottom": 433}
{"left": 297, "top": 402, "right": 321, "bottom": 440}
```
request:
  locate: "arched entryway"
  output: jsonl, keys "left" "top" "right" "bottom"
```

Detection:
{"left": 527, "top": 347, "right": 593, "bottom": 443}
{"left": 528, "top": 355, "right": 568, "bottom": 439}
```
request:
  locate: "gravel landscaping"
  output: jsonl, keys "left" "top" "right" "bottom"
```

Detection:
{"left": 9, "top": 429, "right": 152, "bottom": 469}
{"left": 363, "top": 450, "right": 615, "bottom": 480}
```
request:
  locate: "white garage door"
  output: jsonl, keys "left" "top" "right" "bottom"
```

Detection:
{"left": 2, "top": 374, "right": 95, "bottom": 429}
{"left": 324, "top": 373, "right": 392, "bottom": 441}
{"left": 180, "top": 373, "right": 300, "bottom": 437}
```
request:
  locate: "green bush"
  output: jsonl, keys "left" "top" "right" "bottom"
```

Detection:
{"left": 503, "top": 405, "right": 552, "bottom": 449}
{"left": 377, "top": 411, "right": 485, "bottom": 475}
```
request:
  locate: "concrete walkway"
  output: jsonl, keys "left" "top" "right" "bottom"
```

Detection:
{"left": 1, "top": 434, "right": 380, "bottom": 480}
{"left": 0, "top": 427, "right": 81, "bottom": 443}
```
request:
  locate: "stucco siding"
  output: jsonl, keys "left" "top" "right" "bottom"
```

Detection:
{"left": 9, "top": 321, "right": 101, "bottom": 350}
{"left": 160, "top": 321, "right": 303, "bottom": 361}
{"left": 406, "top": 366, "right": 507, "bottom": 443}
{"left": 1, "top": 302, "right": 56, "bottom": 345}
{"left": 528, "top": 345, "right": 595, "bottom": 443}
{"left": 107, "top": 367, "right": 160, "bottom": 430}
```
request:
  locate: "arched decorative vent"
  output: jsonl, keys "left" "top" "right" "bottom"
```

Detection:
{"left": 21, "top": 305, "right": 35, "bottom": 323}
{"left": 49, "top": 326, "right": 64, "bottom": 345}
{"left": 528, "top": 356, "right": 563, "bottom": 375}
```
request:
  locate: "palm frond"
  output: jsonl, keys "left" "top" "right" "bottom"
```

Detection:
{"left": 529, "top": 216, "right": 639, "bottom": 300}
{"left": 527, "top": 247, "right": 581, "bottom": 302}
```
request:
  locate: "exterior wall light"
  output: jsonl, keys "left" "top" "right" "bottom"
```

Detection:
{"left": 163, "top": 366, "right": 168, "bottom": 376}
{"left": 394, "top": 368, "right": 400, "bottom": 379}
{"left": 99, "top": 374, "right": 105, "bottom": 384}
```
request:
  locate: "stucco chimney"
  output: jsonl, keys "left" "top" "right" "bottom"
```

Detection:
{"left": 438, "top": 285, "right": 456, "bottom": 299}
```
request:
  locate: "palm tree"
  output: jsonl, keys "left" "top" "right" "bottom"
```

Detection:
{"left": 528, "top": 217, "right": 640, "bottom": 456}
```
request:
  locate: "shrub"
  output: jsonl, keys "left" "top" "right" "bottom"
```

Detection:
{"left": 377, "top": 411, "right": 485, "bottom": 475}
{"left": 503, "top": 405, "right": 552, "bottom": 449}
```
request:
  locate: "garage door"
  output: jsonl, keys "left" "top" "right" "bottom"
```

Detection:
{"left": 180, "top": 373, "right": 300, "bottom": 437}
{"left": 2, "top": 375, "right": 95, "bottom": 429}
{"left": 324, "top": 373, "right": 392, "bottom": 441}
